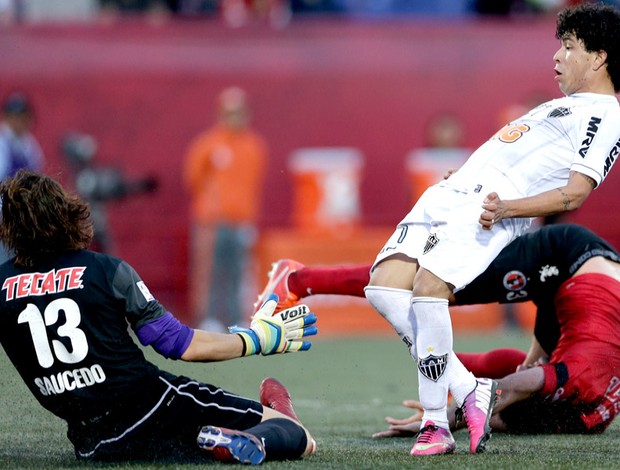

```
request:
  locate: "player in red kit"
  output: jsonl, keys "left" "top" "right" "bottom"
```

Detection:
{"left": 255, "top": 223, "right": 620, "bottom": 434}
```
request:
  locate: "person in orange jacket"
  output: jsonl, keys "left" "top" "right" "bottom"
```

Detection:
{"left": 184, "top": 87, "right": 267, "bottom": 331}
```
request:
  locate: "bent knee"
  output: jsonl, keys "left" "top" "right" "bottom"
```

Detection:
{"left": 368, "top": 255, "right": 417, "bottom": 290}
{"left": 411, "top": 268, "right": 452, "bottom": 298}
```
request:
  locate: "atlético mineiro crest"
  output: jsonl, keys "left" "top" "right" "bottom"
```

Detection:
{"left": 418, "top": 353, "right": 448, "bottom": 382}
{"left": 423, "top": 233, "right": 439, "bottom": 255}
{"left": 547, "top": 107, "right": 572, "bottom": 118}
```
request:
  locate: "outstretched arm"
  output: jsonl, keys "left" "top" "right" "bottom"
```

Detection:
{"left": 181, "top": 330, "right": 246, "bottom": 361}
{"left": 374, "top": 365, "right": 546, "bottom": 437}
{"left": 494, "top": 366, "right": 545, "bottom": 414}
{"left": 373, "top": 399, "right": 466, "bottom": 438}
{"left": 137, "top": 296, "right": 317, "bottom": 362}
{"left": 372, "top": 400, "right": 425, "bottom": 438}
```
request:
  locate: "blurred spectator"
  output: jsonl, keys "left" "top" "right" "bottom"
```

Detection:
{"left": 0, "top": 91, "right": 44, "bottom": 262}
{"left": 0, "top": 0, "right": 16, "bottom": 23}
{"left": 169, "top": 0, "right": 218, "bottom": 16}
{"left": 0, "top": 92, "right": 43, "bottom": 181}
{"left": 184, "top": 87, "right": 267, "bottom": 332}
{"left": 99, "top": 0, "right": 171, "bottom": 23}
{"left": 99, "top": 0, "right": 169, "bottom": 13}
{"left": 472, "top": 0, "right": 596, "bottom": 15}
{"left": 424, "top": 112, "right": 467, "bottom": 150}
{"left": 16, "top": 1, "right": 98, "bottom": 22}
{"left": 340, "top": 0, "right": 471, "bottom": 17}
{"left": 406, "top": 112, "right": 470, "bottom": 204}
{"left": 290, "top": 0, "right": 344, "bottom": 13}
{"left": 496, "top": 91, "right": 552, "bottom": 128}
{"left": 525, "top": 0, "right": 566, "bottom": 14}
{"left": 221, "top": 0, "right": 291, "bottom": 28}
{"left": 472, "top": 0, "right": 516, "bottom": 15}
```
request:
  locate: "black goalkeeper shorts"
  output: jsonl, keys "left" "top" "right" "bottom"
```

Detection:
{"left": 69, "top": 374, "right": 264, "bottom": 462}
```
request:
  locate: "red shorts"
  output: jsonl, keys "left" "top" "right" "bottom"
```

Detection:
{"left": 540, "top": 273, "right": 620, "bottom": 431}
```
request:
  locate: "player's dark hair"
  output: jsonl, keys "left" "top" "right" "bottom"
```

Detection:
{"left": 499, "top": 395, "right": 592, "bottom": 434}
{"left": 0, "top": 170, "right": 94, "bottom": 267}
{"left": 556, "top": 3, "right": 620, "bottom": 92}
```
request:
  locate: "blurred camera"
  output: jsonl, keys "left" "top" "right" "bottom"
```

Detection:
{"left": 61, "top": 132, "right": 158, "bottom": 202}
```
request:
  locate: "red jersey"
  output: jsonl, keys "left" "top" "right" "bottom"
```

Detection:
{"left": 540, "top": 273, "right": 620, "bottom": 432}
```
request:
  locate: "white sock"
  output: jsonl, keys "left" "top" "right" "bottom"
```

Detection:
{"left": 412, "top": 296, "right": 451, "bottom": 429}
{"left": 365, "top": 286, "right": 417, "bottom": 359}
{"left": 448, "top": 352, "right": 477, "bottom": 406}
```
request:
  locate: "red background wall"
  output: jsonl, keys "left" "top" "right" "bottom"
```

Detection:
{"left": 2, "top": 17, "right": 619, "bottom": 322}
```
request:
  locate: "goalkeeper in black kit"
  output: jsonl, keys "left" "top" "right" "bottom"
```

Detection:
{"left": 0, "top": 170, "right": 317, "bottom": 465}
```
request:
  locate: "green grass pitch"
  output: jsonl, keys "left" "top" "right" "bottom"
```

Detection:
{"left": 1, "top": 331, "right": 618, "bottom": 469}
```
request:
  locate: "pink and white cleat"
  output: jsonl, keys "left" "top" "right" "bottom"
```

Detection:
{"left": 254, "top": 259, "right": 304, "bottom": 314}
{"left": 410, "top": 421, "right": 456, "bottom": 456}
{"left": 459, "top": 378, "right": 500, "bottom": 453}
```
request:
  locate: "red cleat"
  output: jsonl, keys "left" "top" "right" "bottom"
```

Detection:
{"left": 254, "top": 259, "right": 304, "bottom": 314}
{"left": 259, "top": 377, "right": 300, "bottom": 422}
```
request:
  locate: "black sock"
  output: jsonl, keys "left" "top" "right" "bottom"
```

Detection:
{"left": 245, "top": 418, "right": 308, "bottom": 461}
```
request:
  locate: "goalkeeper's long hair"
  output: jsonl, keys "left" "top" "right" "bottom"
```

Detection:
{"left": 0, "top": 169, "right": 94, "bottom": 268}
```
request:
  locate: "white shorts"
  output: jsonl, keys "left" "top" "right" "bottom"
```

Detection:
{"left": 372, "top": 184, "right": 531, "bottom": 290}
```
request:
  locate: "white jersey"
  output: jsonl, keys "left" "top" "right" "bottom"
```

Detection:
{"left": 373, "top": 92, "right": 620, "bottom": 289}
{"left": 444, "top": 93, "right": 620, "bottom": 198}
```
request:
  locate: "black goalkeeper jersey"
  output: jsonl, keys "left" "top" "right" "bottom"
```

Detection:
{"left": 455, "top": 223, "right": 620, "bottom": 354}
{"left": 0, "top": 250, "right": 172, "bottom": 424}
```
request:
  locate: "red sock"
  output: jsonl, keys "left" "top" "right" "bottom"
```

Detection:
{"left": 288, "top": 264, "right": 372, "bottom": 299}
{"left": 456, "top": 348, "right": 526, "bottom": 379}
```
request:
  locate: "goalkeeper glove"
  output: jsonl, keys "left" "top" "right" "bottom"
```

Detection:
{"left": 230, "top": 294, "right": 318, "bottom": 356}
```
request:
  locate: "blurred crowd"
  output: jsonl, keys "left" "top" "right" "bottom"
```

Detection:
{"left": 2, "top": 0, "right": 618, "bottom": 27}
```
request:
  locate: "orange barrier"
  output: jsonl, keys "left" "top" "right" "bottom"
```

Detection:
{"left": 450, "top": 304, "right": 504, "bottom": 332}
{"left": 405, "top": 148, "right": 469, "bottom": 205}
{"left": 513, "top": 301, "right": 536, "bottom": 330}
{"left": 288, "top": 147, "right": 364, "bottom": 236}
{"left": 257, "top": 226, "right": 390, "bottom": 274}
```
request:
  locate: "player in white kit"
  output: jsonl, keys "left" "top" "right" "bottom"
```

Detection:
{"left": 364, "top": 2, "right": 620, "bottom": 456}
